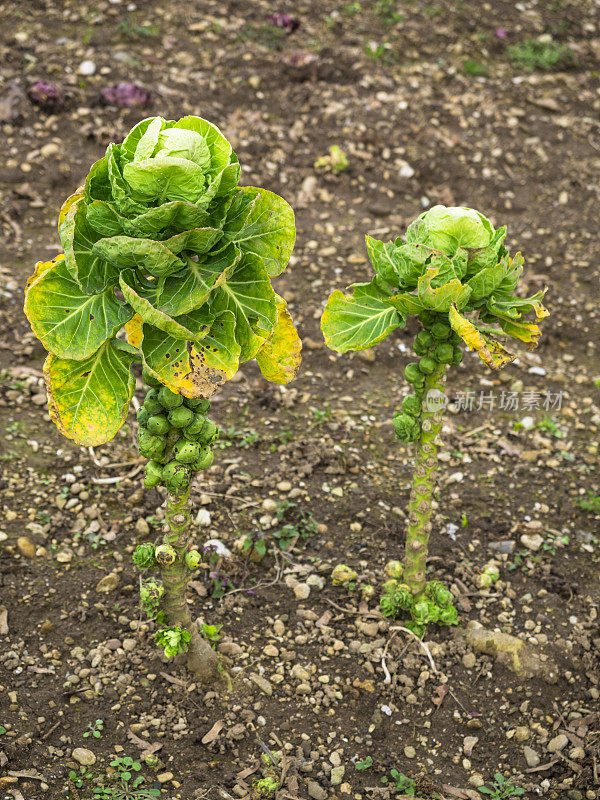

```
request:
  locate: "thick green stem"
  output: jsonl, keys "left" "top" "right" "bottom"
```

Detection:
{"left": 403, "top": 362, "right": 447, "bottom": 597}
{"left": 161, "top": 490, "right": 220, "bottom": 683}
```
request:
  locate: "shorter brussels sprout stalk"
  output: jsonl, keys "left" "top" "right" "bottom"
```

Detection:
{"left": 157, "top": 489, "right": 220, "bottom": 679}
{"left": 133, "top": 381, "right": 221, "bottom": 681}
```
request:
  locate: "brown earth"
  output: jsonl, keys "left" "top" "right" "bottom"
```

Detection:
{"left": 0, "top": 1, "right": 599, "bottom": 799}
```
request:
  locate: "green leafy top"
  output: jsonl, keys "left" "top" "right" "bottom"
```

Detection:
{"left": 321, "top": 205, "right": 548, "bottom": 368}
{"left": 25, "top": 116, "right": 301, "bottom": 446}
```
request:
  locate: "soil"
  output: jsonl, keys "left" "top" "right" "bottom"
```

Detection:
{"left": 0, "top": 1, "right": 599, "bottom": 799}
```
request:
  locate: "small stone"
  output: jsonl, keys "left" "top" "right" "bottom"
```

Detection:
{"left": 547, "top": 733, "right": 568, "bottom": 753}
{"left": 157, "top": 772, "right": 174, "bottom": 784}
{"left": 78, "top": 60, "right": 96, "bottom": 75}
{"left": 462, "top": 652, "right": 476, "bottom": 669}
{"left": 307, "top": 779, "right": 327, "bottom": 800}
{"left": 250, "top": 674, "right": 273, "bottom": 696}
{"left": 72, "top": 748, "right": 96, "bottom": 766}
{"left": 218, "top": 641, "right": 243, "bottom": 656}
{"left": 294, "top": 582, "right": 310, "bottom": 600}
{"left": 306, "top": 574, "right": 324, "bottom": 590}
{"left": 291, "top": 664, "right": 311, "bottom": 682}
{"left": 569, "top": 747, "right": 585, "bottom": 760}
{"left": 404, "top": 745, "right": 416, "bottom": 758}
{"left": 273, "top": 620, "right": 285, "bottom": 636}
{"left": 330, "top": 766, "right": 345, "bottom": 785}
{"left": 122, "top": 638, "right": 136, "bottom": 652}
{"left": 276, "top": 480, "right": 292, "bottom": 492}
{"left": 96, "top": 572, "right": 119, "bottom": 593}
{"left": 523, "top": 746, "right": 540, "bottom": 767}
{"left": 17, "top": 537, "right": 36, "bottom": 558}
{"left": 521, "top": 533, "right": 544, "bottom": 552}
{"left": 135, "top": 518, "right": 149, "bottom": 535}
{"left": 40, "top": 142, "right": 59, "bottom": 158}
{"left": 263, "top": 644, "right": 279, "bottom": 657}
{"left": 56, "top": 549, "right": 73, "bottom": 563}
{"left": 488, "top": 539, "right": 516, "bottom": 554}
{"left": 463, "top": 736, "right": 478, "bottom": 756}
{"left": 514, "top": 726, "right": 530, "bottom": 742}
{"left": 468, "top": 774, "right": 485, "bottom": 788}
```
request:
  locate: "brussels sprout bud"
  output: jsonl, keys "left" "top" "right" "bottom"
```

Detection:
{"left": 182, "top": 411, "right": 207, "bottom": 437}
{"left": 168, "top": 406, "right": 194, "bottom": 429}
{"left": 431, "top": 321, "right": 451, "bottom": 340}
{"left": 414, "top": 330, "right": 434, "bottom": 351}
{"left": 331, "top": 564, "right": 358, "bottom": 585}
{"left": 162, "top": 460, "right": 192, "bottom": 493}
{"left": 402, "top": 394, "right": 421, "bottom": 418}
{"left": 404, "top": 363, "right": 422, "bottom": 384}
{"left": 137, "top": 406, "right": 150, "bottom": 427}
{"left": 184, "top": 397, "right": 211, "bottom": 413}
{"left": 198, "top": 419, "right": 218, "bottom": 444}
{"left": 434, "top": 343, "right": 454, "bottom": 363}
{"left": 143, "top": 460, "right": 163, "bottom": 488}
{"left": 477, "top": 562, "right": 500, "bottom": 588}
{"left": 142, "top": 368, "right": 161, "bottom": 388}
{"left": 143, "top": 395, "right": 164, "bottom": 416}
{"left": 418, "top": 310, "right": 437, "bottom": 327}
{"left": 133, "top": 542, "right": 156, "bottom": 569}
{"left": 173, "top": 440, "right": 201, "bottom": 464}
{"left": 437, "top": 605, "right": 458, "bottom": 626}
{"left": 361, "top": 584, "right": 376, "bottom": 601}
{"left": 193, "top": 447, "right": 214, "bottom": 471}
{"left": 426, "top": 580, "right": 453, "bottom": 607}
{"left": 138, "top": 428, "right": 166, "bottom": 460}
{"left": 155, "top": 544, "right": 177, "bottom": 566}
{"left": 385, "top": 559, "right": 404, "bottom": 579}
{"left": 158, "top": 386, "right": 183, "bottom": 410}
{"left": 393, "top": 412, "right": 420, "bottom": 443}
{"left": 147, "top": 414, "right": 170, "bottom": 435}
{"left": 411, "top": 597, "right": 437, "bottom": 625}
{"left": 382, "top": 578, "right": 400, "bottom": 594}
{"left": 185, "top": 550, "right": 201, "bottom": 570}
{"left": 451, "top": 346, "right": 463, "bottom": 365}
{"left": 418, "top": 357, "right": 437, "bottom": 375}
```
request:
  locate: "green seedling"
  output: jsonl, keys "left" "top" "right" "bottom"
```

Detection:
{"left": 577, "top": 491, "right": 600, "bottom": 515}
{"left": 508, "top": 38, "right": 575, "bottom": 72}
{"left": 24, "top": 115, "right": 300, "bottom": 682}
{"left": 355, "top": 756, "right": 374, "bottom": 771}
{"left": 321, "top": 205, "right": 548, "bottom": 634}
{"left": 84, "top": 719, "right": 104, "bottom": 739}
{"left": 478, "top": 772, "right": 525, "bottom": 798}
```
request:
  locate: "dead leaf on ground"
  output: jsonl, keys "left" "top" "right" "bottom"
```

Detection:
{"left": 201, "top": 720, "right": 225, "bottom": 744}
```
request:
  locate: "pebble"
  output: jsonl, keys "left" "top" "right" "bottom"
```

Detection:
{"left": 514, "top": 726, "right": 530, "bottom": 742}
{"left": 17, "top": 536, "right": 36, "bottom": 558}
{"left": 462, "top": 652, "right": 476, "bottom": 669}
{"left": 291, "top": 664, "right": 311, "bottom": 682}
{"left": 250, "top": 674, "right": 273, "bottom": 696}
{"left": 78, "top": 60, "right": 96, "bottom": 75}
{"left": 273, "top": 620, "right": 285, "bottom": 636}
{"left": 157, "top": 772, "right": 174, "bottom": 784}
{"left": 404, "top": 745, "right": 416, "bottom": 758}
{"left": 96, "top": 572, "right": 119, "bottom": 593}
{"left": 330, "top": 766, "right": 345, "bottom": 785}
{"left": 523, "top": 746, "right": 541, "bottom": 767}
{"left": 307, "top": 780, "right": 327, "bottom": 800}
{"left": 520, "top": 533, "right": 544, "bottom": 552}
{"left": 306, "top": 574, "right": 324, "bottom": 590}
{"left": 72, "top": 748, "right": 96, "bottom": 766}
{"left": 135, "top": 518, "right": 149, "bottom": 535}
{"left": 469, "top": 774, "right": 485, "bottom": 788}
{"left": 263, "top": 644, "right": 279, "bottom": 657}
{"left": 488, "top": 539, "right": 516, "bottom": 554}
{"left": 547, "top": 733, "right": 568, "bottom": 753}
{"left": 294, "top": 582, "right": 310, "bottom": 600}
{"left": 570, "top": 747, "right": 585, "bottom": 760}
{"left": 122, "top": 638, "right": 136, "bottom": 652}
{"left": 276, "top": 480, "right": 292, "bottom": 492}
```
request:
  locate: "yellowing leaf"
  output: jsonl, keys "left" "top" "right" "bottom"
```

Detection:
{"left": 255, "top": 296, "right": 302, "bottom": 384}
{"left": 417, "top": 267, "right": 472, "bottom": 312}
{"left": 449, "top": 305, "right": 515, "bottom": 370}
{"left": 140, "top": 324, "right": 226, "bottom": 399}
{"left": 44, "top": 341, "right": 135, "bottom": 446}
{"left": 58, "top": 188, "right": 84, "bottom": 231}
{"left": 496, "top": 318, "right": 542, "bottom": 349}
{"left": 25, "top": 254, "right": 64, "bottom": 293}
{"left": 125, "top": 314, "right": 144, "bottom": 349}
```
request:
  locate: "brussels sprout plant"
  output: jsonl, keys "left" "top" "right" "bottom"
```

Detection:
{"left": 25, "top": 115, "right": 301, "bottom": 681}
{"left": 321, "top": 205, "right": 548, "bottom": 634}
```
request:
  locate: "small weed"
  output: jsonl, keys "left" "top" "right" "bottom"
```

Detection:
{"left": 311, "top": 403, "right": 332, "bottom": 422}
{"left": 577, "top": 491, "right": 600, "bottom": 515}
{"left": 200, "top": 622, "right": 222, "bottom": 644}
{"left": 84, "top": 719, "right": 104, "bottom": 739}
{"left": 344, "top": 0, "right": 362, "bottom": 14}
{"left": 355, "top": 756, "right": 373, "bottom": 770}
{"left": 507, "top": 38, "right": 575, "bottom": 72}
{"left": 381, "top": 768, "right": 417, "bottom": 794}
{"left": 375, "top": 0, "right": 403, "bottom": 23}
{"left": 463, "top": 58, "right": 489, "bottom": 76}
{"left": 117, "top": 19, "right": 159, "bottom": 39}
{"left": 365, "top": 41, "right": 398, "bottom": 63}
{"left": 536, "top": 415, "right": 564, "bottom": 438}
{"left": 478, "top": 772, "right": 525, "bottom": 798}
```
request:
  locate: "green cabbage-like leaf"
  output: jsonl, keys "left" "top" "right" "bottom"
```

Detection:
{"left": 321, "top": 281, "right": 405, "bottom": 352}
{"left": 44, "top": 340, "right": 136, "bottom": 445}
{"left": 25, "top": 255, "right": 132, "bottom": 360}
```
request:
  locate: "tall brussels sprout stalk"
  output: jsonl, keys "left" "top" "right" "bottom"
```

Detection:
{"left": 25, "top": 116, "right": 301, "bottom": 681}
{"left": 321, "top": 206, "right": 548, "bottom": 635}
